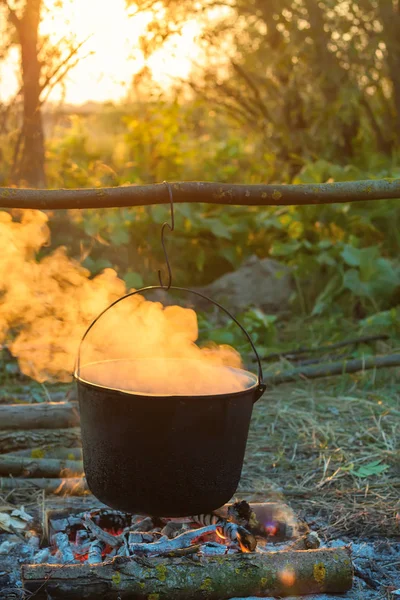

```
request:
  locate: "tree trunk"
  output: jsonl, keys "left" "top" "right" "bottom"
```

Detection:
{"left": 14, "top": 0, "right": 46, "bottom": 187}
{"left": 378, "top": 0, "right": 400, "bottom": 144}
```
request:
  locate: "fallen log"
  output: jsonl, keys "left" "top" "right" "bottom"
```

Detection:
{"left": 22, "top": 547, "right": 353, "bottom": 599}
{"left": 0, "top": 428, "right": 81, "bottom": 452}
{"left": 0, "top": 455, "right": 83, "bottom": 477}
{"left": 0, "top": 476, "right": 88, "bottom": 495}
{"left": 262, "top": 353, "right": 400, "bottom": 386}
{"left": 0, "top": 402, "right": 79, "bottom": 430}
{"left": 8, "top": 447, "right": 83, "bottom": 460}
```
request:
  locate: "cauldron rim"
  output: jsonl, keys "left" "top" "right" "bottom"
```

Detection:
{"left": 74, "top": 357, "right": 259, "bottom": 399}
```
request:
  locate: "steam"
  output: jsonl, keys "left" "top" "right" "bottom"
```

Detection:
{"left": 0, "top": 210, "right": 250, "bottom": 394}
{"left": 78, "top": 297, "right": 249, "bottom": 395}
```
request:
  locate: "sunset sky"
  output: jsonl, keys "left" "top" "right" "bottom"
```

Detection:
{"left": 0, "top": 0, "right": 203, "bottom": 105}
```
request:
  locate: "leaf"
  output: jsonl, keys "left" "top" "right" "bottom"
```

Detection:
{"left": 343, "top": 269, "right": 370, "bottom": 297}
{"left": 340, "top": 245, "right": 361, "bottom": 267}
{"left": 109, "top": 228, "right": 130, "bottom": 246}
{"left": 270, "top": 241, "right": 301, "bottom": 257}
{"left": 123, "top": 271, "right": 144, "bottom": 290}
{"left": 352, "top": 461, "right": 389, "bottom": 478}
{"left": 207, "top": 219, "right": 232, "bottom": 239}
{"left": 151, "top": 206, "right": 169, "bottom": 224}
{"left": 209, "top": 330, "right": 237, "bottom": 345}
{"left": 196, "top": 248, "right": 206, "bottom": 272}
{"left": 316, "top": 251, "right": 337, "bottom": 267}
{"left": 312, "top": 275, "right": 343, "bottom": 315}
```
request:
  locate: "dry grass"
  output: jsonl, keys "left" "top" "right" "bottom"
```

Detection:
{"left": 238, "top": 366, "right": 400, "bottom": 540}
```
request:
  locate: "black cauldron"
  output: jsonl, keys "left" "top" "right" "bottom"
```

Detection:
{"left": 75, "top": 287, "right": 266, "bottom": 517}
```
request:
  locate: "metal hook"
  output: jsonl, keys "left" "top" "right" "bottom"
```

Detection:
{"left": 158, "top": 181, "right": 175, "bottom": 290}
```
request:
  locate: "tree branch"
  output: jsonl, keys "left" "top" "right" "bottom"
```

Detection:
{"left": 40, "top": 37, "right": 91, "bottom": 94}
{"left": 262, "top": 353, "right": 400, "bottom": 386}
{"left": 0, "top": 179, "right": 399, "bottom": 209}
{"left": 0, "top": 0, "right": 20, "bottom": 28}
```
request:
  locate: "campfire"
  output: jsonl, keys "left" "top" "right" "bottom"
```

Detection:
{"left": 1, "top": 498, "right": 353, "bottom": 598}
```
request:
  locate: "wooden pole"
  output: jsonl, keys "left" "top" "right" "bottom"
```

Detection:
{"left": 0, "top": 179, "right": 399, "bottom": 209}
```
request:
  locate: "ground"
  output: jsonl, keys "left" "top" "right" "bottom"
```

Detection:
{"left": 0, "top": 321, "right": 399, "bottom": 598}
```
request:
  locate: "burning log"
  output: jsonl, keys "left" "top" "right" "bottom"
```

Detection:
{"left": 0, "top": 402, "right": 79, "bottom": 430}
{"left": 217, "top": 501, "right": 299, "bottom": 541}
{"left": 0, "top": 428, "right": 81, "bottom": 452}
{"left": 22, "top": 547, "right": 353, "bottom": 599}
{"left": 0, "top": 476, "right": 88, "bottom": 495}
{"left": 0, "top": 455, "right": 83, "bottom": 477}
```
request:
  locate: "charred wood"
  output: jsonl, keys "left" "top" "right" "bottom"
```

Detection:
{"left": 0, "top": 428, "right": 81, "bottom": 452}
{"left": 127, "top": 525, "right": 217, "bottom": 556}
{"left": 0, "top": 455, "right": 83, "bottom": 478}
{"left": 0, "top": 402, "right": 79, "bottom": 430}
{"left": 218, "top": 502, "right": 299, "bottom": 541}
{"left": 53, "top": 532, "right": 77, "bottom": 564}
{"left": 83, "top": 515, "right": 122, "bottom": 549}
{"left": 88, "top": 539, "right": 104, "bottom": 564}
{"left": 22, "top": 547, "right": 353, "bottom": 599}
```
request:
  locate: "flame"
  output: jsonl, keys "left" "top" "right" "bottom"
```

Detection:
{"left": 238, "top": 539, "right": 252, "bottom": 553}
{"left": 265, "top": 523, "right": 278, "bottom": 536}
{"left": 0, "top": 210, "right": 247, "bottom": 394}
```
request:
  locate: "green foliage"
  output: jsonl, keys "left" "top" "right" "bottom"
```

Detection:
{"left": 351, "top": 461, "right": 390, "bottom": 479}
{"left": 198, "top": 308, "right": 277, "bottom": 356}
{"left": 7, "top": 101, "right": 397, "bottom": 322}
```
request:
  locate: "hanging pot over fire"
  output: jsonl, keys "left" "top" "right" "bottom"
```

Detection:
{"left": 74, "top": 184, "right": 266, "bottom": 517}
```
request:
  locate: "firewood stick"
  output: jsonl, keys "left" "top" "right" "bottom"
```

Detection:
{"left": 8, "top": 447, "right": 83, "bottom": 460}
{"left": 262, "top": 353, "right": 400, "bottom": 386}
{"left": 0, "top": 455, "right": 83, "bottom": 478}
{"left": 22, "top": 547, "right": 353, "bottom": 599}
{"left": 0, "top": 402, "right": 79, "bottom": 430}
{"left": 0, "top": 476, "right": 88, "bottom": 495}
{"left": 0, "top": 428, "right": 81, "bottom": 452}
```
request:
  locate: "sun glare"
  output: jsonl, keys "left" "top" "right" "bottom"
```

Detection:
{"left": 0, "top": 0, "right": 202, "bottom": 104}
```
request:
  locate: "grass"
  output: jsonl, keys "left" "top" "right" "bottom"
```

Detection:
{"left": 239, "top": 366, "right": 399, "bottom": 540}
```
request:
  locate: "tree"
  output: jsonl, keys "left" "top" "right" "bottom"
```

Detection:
{"left": 131, "top": 0, "right": 400, "bottom": 178}
{"left": 0, "top": 0, "right": 87, "bottom": 187}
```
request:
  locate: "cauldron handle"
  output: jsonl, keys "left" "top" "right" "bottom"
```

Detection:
{"left": 76, "top": 285, "right": 266, "bottom": 402}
